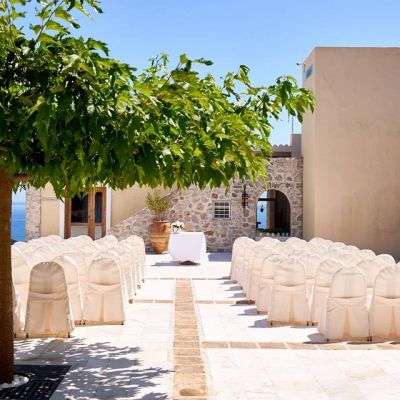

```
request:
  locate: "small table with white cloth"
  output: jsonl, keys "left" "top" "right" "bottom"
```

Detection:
{"left": 168, "top": 232, "right": 207, "bottom": 263}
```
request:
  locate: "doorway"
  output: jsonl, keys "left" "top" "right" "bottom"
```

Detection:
{"left": 256, "top": 189, "right": 291, "bottom": 235}
{"left": 65, "top": 187, "right": 106, "bottom": 239}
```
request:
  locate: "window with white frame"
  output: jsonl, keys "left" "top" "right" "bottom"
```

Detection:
{"left": 213, "top": 201, "right": 231, "bottom": 220}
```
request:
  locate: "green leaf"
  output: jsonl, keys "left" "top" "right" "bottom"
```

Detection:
{"left": 179, "top": 54, "right": 188, "bottom": 64}
{"left": 45, "top": 20, "right": 69, "bottom": 35}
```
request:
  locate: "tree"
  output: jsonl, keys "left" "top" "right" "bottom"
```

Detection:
{"left": 0, "top": 0, "right": 314, "bottom": 383}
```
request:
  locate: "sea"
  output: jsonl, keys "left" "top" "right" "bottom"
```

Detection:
{"left": 11, "top": 203, "right": 26, "bottom": 242}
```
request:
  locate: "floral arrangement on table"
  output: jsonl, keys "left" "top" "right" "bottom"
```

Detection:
{"left": 171, "top": 220, "right": 185, "bottom": 233}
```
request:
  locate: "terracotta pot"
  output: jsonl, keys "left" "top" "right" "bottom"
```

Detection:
{"left": 150, "top": 221, "right": 171, "bottom": 253}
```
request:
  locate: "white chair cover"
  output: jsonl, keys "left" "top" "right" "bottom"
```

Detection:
{"left": 11, "top": 246, "right": 22, "bottom": 259}
{"left": 356, "top": 259, "right": 382, "bottom": 293}
{"left": 94, "top": 235, "right": 118, "bottom": 251}
{"left": 25, "top": 239, "right": 46, "bottom": 251}
{"left": 345, "top": 245, "right": 360, "bottom": 253}
{"left": 230, "top": 237, "right": 254, "bottom": 282}
{"left": 12, "top": 241, "right": 28, "bottom": 253}
{"left": 40, "top": 235, "right": 63, "bottom": 244}
{"left": 255, "top": 254, "right": 287, "bottom": 313}
{"left": 21, "top": 249, "right": 45, "bottom": 268}
{"left": 375, "top": 253, "right": 396, "bottom": 268}
{"left": 287, "top": 237, "right": 308, "bottom": 249}
{"left": 125, "top": 235, "right": 146, "bottom": 283}
{"left": 339, "top": 252, "right": 363, "bottom": 267}
{"left": 242, "top": 243, "right": 268, "bottom": 296}
{"left": 67, "top": 235, "right": 93, "bottom": 247}
{"left": 53, "top": 255, "right": 83, "bottom": 323}
{"left": 34, "top": 246, "right": 58, "bottom": 262}
{"left": 273, "top": 242, "right": 294, "bottom": 257}
{"left": 51, "top": 242, "right": 74, "bottom": 256}
{"left": 248, "top": 247, "right": 277, "bottom": 301}
{"left": 290, "top": 248, "right": 311, "bottom": 259}
{"left": 322, "top": 249, "right": 343, "bottom": 262}
{"left": 286, "top": 237, "right": 302, "bottom": 245}
{"left": 369, "top": 265, "right": 400, "bottom": 339}
{"left": 25, "top": 262, "right": 74, "bottom": 337}
{"left": 306, "top": 244, "right": 327, "bottom": 255}
{"left": 268, "top": 258, "right": 308, "bottom": 324}
{"left": 318, "top": 267, "right": 368, "bottom": 340}
{"left": 12, "top": 255, "right": 31, "bottom": 316}
{"left": 299, "top": 254, "right": 323, "bottom": 298}
{"left": 105, "top": 247, "right": 134, "bottom": 301}
{"left": 257, "top": 237, "right": 280, "bottom": 248}
{"left": 359, "top": 249, "right": 376, "bottom": 260}
{"left": 237, "top": 240, "right": 260, "bottom": 290}
{"left": 61, "top": 251, "right": 93, "bottom": 299}
{"left": 118, "top": 242, "right": 139, "bottom": 293}
{"left": 309, "top": 237, "right": 332, "bottom": 248}
{"left": 310, "top": 259, "right": 342, "bottom": 324}
{"left": 83, "top": 256, "right": 126, "bottom": 324}
{"left": 13, "top": 284, "right": 25, "bottom": 334}
{"left": 328, "top": 242, "right": 346, "bottom": 250}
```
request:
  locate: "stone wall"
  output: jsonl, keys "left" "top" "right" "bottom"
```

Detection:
{"left": 109, "top": 158, "right": 303, "bottom": 252}
{"left": 25, "top": 187, "right": 41, "bottom": 240}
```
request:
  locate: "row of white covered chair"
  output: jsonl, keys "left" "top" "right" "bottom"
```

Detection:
{"left": 11, "top": 234, "right": 146, "bottom": 338}
{"left": 230, "top": 236, "right": 400, "bottom": 341}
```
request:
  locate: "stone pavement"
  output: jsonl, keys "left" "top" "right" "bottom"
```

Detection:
{"left": 13, "top": 253, "right": 400, "bottom": 399}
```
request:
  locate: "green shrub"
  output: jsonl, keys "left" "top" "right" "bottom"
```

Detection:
{"left": 145, "top": 190, "right": 171, "bottom": 221}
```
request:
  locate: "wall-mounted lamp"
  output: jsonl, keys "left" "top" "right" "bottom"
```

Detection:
{"left": 242, "top": 184, "right": 249, "bottom": 209}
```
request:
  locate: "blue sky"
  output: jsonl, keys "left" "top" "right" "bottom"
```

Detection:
{"left": 72, "top": 0, "right": 400, "bottom": 144}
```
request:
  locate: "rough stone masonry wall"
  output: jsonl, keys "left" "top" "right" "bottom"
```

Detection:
{"left": 25, "top": 186, "right": 41, "bottom": 240}
{"left": 109, "top": 158, "right": 303, "bottom": 252}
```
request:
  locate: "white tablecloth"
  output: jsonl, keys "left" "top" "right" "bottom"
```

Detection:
{"left": 168, "top": 232, "right": 207, "bottom": 263}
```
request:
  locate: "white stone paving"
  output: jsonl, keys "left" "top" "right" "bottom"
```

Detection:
{"left": 11, "top": 252, "right": 400, "bottom": 399}
{"left": 15, "top": 301, "right": 174, "bottom": 399}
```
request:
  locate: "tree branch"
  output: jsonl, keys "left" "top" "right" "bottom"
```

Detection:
{"left": 13, "top": 174, "right": 33, "bottom": 183}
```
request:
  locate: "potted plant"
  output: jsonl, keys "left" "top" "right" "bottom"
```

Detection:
{"left": 145, "top": 190, "right": 171, "bottom": 253}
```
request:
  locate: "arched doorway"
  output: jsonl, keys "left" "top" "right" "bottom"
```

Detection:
{"left": 256, "top": 189, "right": 291, "bottom": 235}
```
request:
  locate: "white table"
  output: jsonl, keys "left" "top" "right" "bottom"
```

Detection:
{"left": 168, "top": 232, "right": 207, "bottom": 263}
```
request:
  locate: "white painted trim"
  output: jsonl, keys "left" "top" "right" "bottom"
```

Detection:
{"left": 106, "top": 186, "right": 112, "bottom": 232}
{"left": 58, "top": 199, "right": 65, "bottom": 238}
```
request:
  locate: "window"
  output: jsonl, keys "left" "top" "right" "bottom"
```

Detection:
{"left": 213, "top": 201, "right": 231, "bottom": 220}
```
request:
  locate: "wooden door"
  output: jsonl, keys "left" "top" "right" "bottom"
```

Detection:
{"left": 65, "top": 187, "right": 106, "bottom": 239}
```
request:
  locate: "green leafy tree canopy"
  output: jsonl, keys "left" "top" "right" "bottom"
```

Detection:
{"left": 0, "top": 0, "right": 314, "bottom": 384}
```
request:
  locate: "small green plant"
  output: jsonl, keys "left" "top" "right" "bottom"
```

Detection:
{"left": 145, "top": 190, "right": 171, "bottom": 221}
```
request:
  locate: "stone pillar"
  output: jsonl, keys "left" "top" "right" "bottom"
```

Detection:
{"left": 25, "top": 187, "right": 41, "bottom": 240}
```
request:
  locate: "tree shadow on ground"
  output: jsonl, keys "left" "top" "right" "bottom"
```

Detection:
{"left": 14, "top": 338, "right": 170, "bottom": 399}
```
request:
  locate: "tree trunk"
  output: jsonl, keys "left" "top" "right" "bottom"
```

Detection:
{"left": 0, "top": 170, "right": 14, "bottom": 383}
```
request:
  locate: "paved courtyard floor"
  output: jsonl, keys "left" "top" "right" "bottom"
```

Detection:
{"left": 13, "top": 253, "right": 400, "bottom": 399}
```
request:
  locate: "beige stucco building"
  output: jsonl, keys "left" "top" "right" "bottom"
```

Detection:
{"left": 301, "top": 47, "right": 400, "bottom": 258}
{"left": 25, "top": 47, "right": 400, "bottom": 257}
